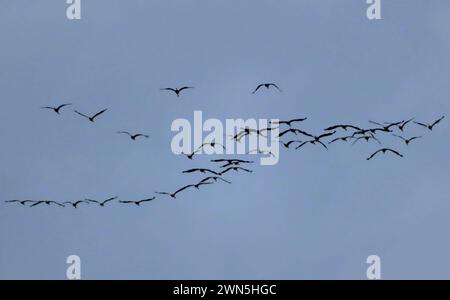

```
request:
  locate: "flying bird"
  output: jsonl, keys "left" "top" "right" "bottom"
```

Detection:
{"left": 197, "top": 142, "right": 226, "bottom": 151}
{"left": 252, "top": 83, "right": 282, "bottom": 94}
{"left": 295, "top": 140, "right": 328, "bottom": 150}
{"left": 117, "top": 131, "right": 149, "bottom": 140}
{"left": 182, "top": 149, "right": 200, "bottom": 160}
{"left": 4, "top": 200, "right": 35, "bottom": 206}
{"left": 220, "top": 166, "right": 253, "bottom": 175}
{"left": 328, "top": 136, "right": 354, "bottom": 144}
{"left": 156, "top": 182, "right": 211, "bottom": 199}
{"left": 414, "top": 116, "right": 445, "bottom": 131}
{"left": 41, "top": 103, "right": 72, "bottom": 114}
{"left": 30, "top": 200, "right": 65, "bottom": 207}
{"left": 198, "top": 176, "right": 232, "bottom": 185}
{"left": 397, "top": 118, "right": 414, "bottom": 132}
{"left": 247, "top": 149, "right": 276, "bottom": 157}
{"left": 352, "top": 134, "right": 381, "bottom": 146}
{"left": 366, "top": 148, "right": 403, "bottom": 160}
{"left": 324, "top": 124, "right": 361, "bottom": 132}
{"left": 211, "top": 159, "right": 253, "bottom": 164}
{"left": 296, "top": 131, "right": 336, "bottom": 148}
{"left": 74, "top": 109, "right": 108, "bottom": 122}
{"left": 119, "top": 197, "right": 156, "bottom": 206}
{"left": 270, "top": 118, "right": 307, "bottom": 127}
{"left": 63, "top": 200, "right": 90, "bottom": 208}
{"left": 86, "top": 196, "right": 118, "bottom": 207}
{"left": 182, "top": 168, "right": 221, "bottom": 175}
{"left": 277, "top": 128, "right": 312, "bottom": 138}
{"left": 369, "top": 120, "right": 403, "bottom": 132}
{"left": 160, "top": 86, "right": 194, "bottom": 97}
{"left": 393, "top": 134, "right": 422, "bottom": 146}
{"left": 278, "top": 140, "right": 303, "bottom": 149}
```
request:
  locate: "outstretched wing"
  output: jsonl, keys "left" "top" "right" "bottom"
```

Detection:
{"left": 236, "top": 167, "right": 253, "bottom": 173}
{"left": 414, "top": 121, "right": 429, "bottom": 128}
{"left": 161, "top": 88, "right": 177, "bottom": 93}
{"left": 102, "top": 196, "right": 118, "bottom": 204}
{"left": 178, "top": 86, "right": 194, "bottom": 92}
{"left": 432, "top": 116, "right": 445, "bottom": 127}
{"left": 295, "top": 141, "right": 310, "bottom": 149}
{"left": 317, "top": 131, "right": 336, "bottom": 140}
{"left": 57, "top": 103, "right": 72, "bottom": 110}
{"left": 316, "top": 141, "right": 328, "bottom": 150}
{"left": 138, "top": 197, "right": 156, "bottom": 203}
{"left": 173, "top": 185, "right": 194, "bottom": 195}
{"left": 386, "top": 149, "right": 403, "bottom": 157}
{"left": 252, "top": 84, "right": 264, "bottom": 94}
{"left": 92, "top": 109, "right": 108, "bottom": 120}
{"left": 117, "top": 131, "right": 132, "bottom": 137}
{"left": 295, "top": 129, "right": 314, "bottom": 138}
{"left": 393, "top": 134, "right": 406, "bottom": 141}
{"left": 268, "top": 83, "right": 282, "bottom": 92}
{"left": 366, "top": 149, "right": 382, "bottom": 160}
{"left": 74, "top": 110, "right": 90, "bottom": 119}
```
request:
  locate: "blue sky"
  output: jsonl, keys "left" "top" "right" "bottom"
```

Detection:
{"left": 0, "top": 1, "right": 449, "bottom": 279}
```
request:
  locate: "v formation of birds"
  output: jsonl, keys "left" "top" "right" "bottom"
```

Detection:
{"left": 6, "top": 84, "right": 445, "bottom": 208}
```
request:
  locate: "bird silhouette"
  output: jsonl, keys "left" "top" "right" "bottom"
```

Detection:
{"left": 182, "top": 168, "right": 221, "bottom": 175}
{"left": 4, "top": 200, "right": 35, "bottom": 206}
{"left": 296, "top": 140, "right": 328, "bottom": 150}
{"left": 278, "top": 140, "right": 303, "bottom": 149}
{"left": 366, "top": 148, "right": 403, "bottom": 160}
{"left": 182, "top": 149, "right": 200, "bottom": 160}
{"left": 41, "top": 103, "right": 72, "bottom": 114}
{"left": 63, "top": 200, "right": 90, "bottom": 208}
{"left": 270, "top": 118, "right": 307, "bottom": 126}
{"left": 161, "top": 86, "right": 194, "bottom": 97}
{"left": 197, "top": 142, "right": 226, "bottom": 151}
{"left": 393, "top": 134, "right": 422, "bottom": 146}
{"left": 86, "top": 196, "right": 118, "bottom": 207}
{"left": 397, "top": 118, "right": 414, "bottom": 132}
{"left": 252, "top": 83, "right": 282, "bottom": 94}
{"left": 74, "top": 109, "right": 108, "bottom": 122}
{"left": 324, "top": 124, "right": 361, "bottom": 131}
{"left": 277, "top": 128, "right": 312, "bottom": 138}
{"left": 117, "top": 131, "right": 149, "bottom": 140}
{"left": 30, "top": 200, "right": 65, "bottom": 207}
{"left": 369, "top": 120, "right": 403, "bottom": 132}
{"left": 119, "top": 197, "right": 156, "bottom": 206}
{"left": 211, "top": 159, "right": 253, "bottom": 164}
{"left": 220, "top": 166, "right": 253, "bottom": 175}
{"left": 198, "top": 176, "right": 232, "bottom": 185}
{"left": 246, "top": 149, "right": 276, "bottom": 157}
{"left": 414, "top": 116, "right": 445, "bottom": 130}
{"left": 352, "top": 134, "right": 381, "bottom": 146}
{"left": 156, "top": 182, "right": 211, "bottom": 199}
{"left": 328, "top": 136, "right": 354, "bottom": 144}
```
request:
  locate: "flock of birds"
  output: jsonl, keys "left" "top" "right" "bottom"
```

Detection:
{"left": 4, "top": 82, "right": 446, "bottom": 208}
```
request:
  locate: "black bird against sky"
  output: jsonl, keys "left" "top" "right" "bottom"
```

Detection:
{"left": 252, "top": 83, "right": 282, "bottom": 94}
{"left": 86, "top": 196, "right": 118, "bottom": 207}
{"left": 117, "top": 131, "right": 149, "bottom": 140}
{"left": 366, "top": 148, "right": 404, "bottom": 160}
{"left": 414, "top": 116, "right": 445, "bottom": 131}
{"left": 160, "top": 86, "right": 194, "bottom": 97}
{"left": 119, "top": 197, "right": 156, "bottom": 206}
{"left": 74, "top": 108, "right": 108, "bottom": 123}
{"left": 41, "top": 103, "right": 72, "bottom": 114}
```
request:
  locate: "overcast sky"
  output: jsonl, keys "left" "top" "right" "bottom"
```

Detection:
{"left": 1, "top": 0, "right": 449, "bottom": 279}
